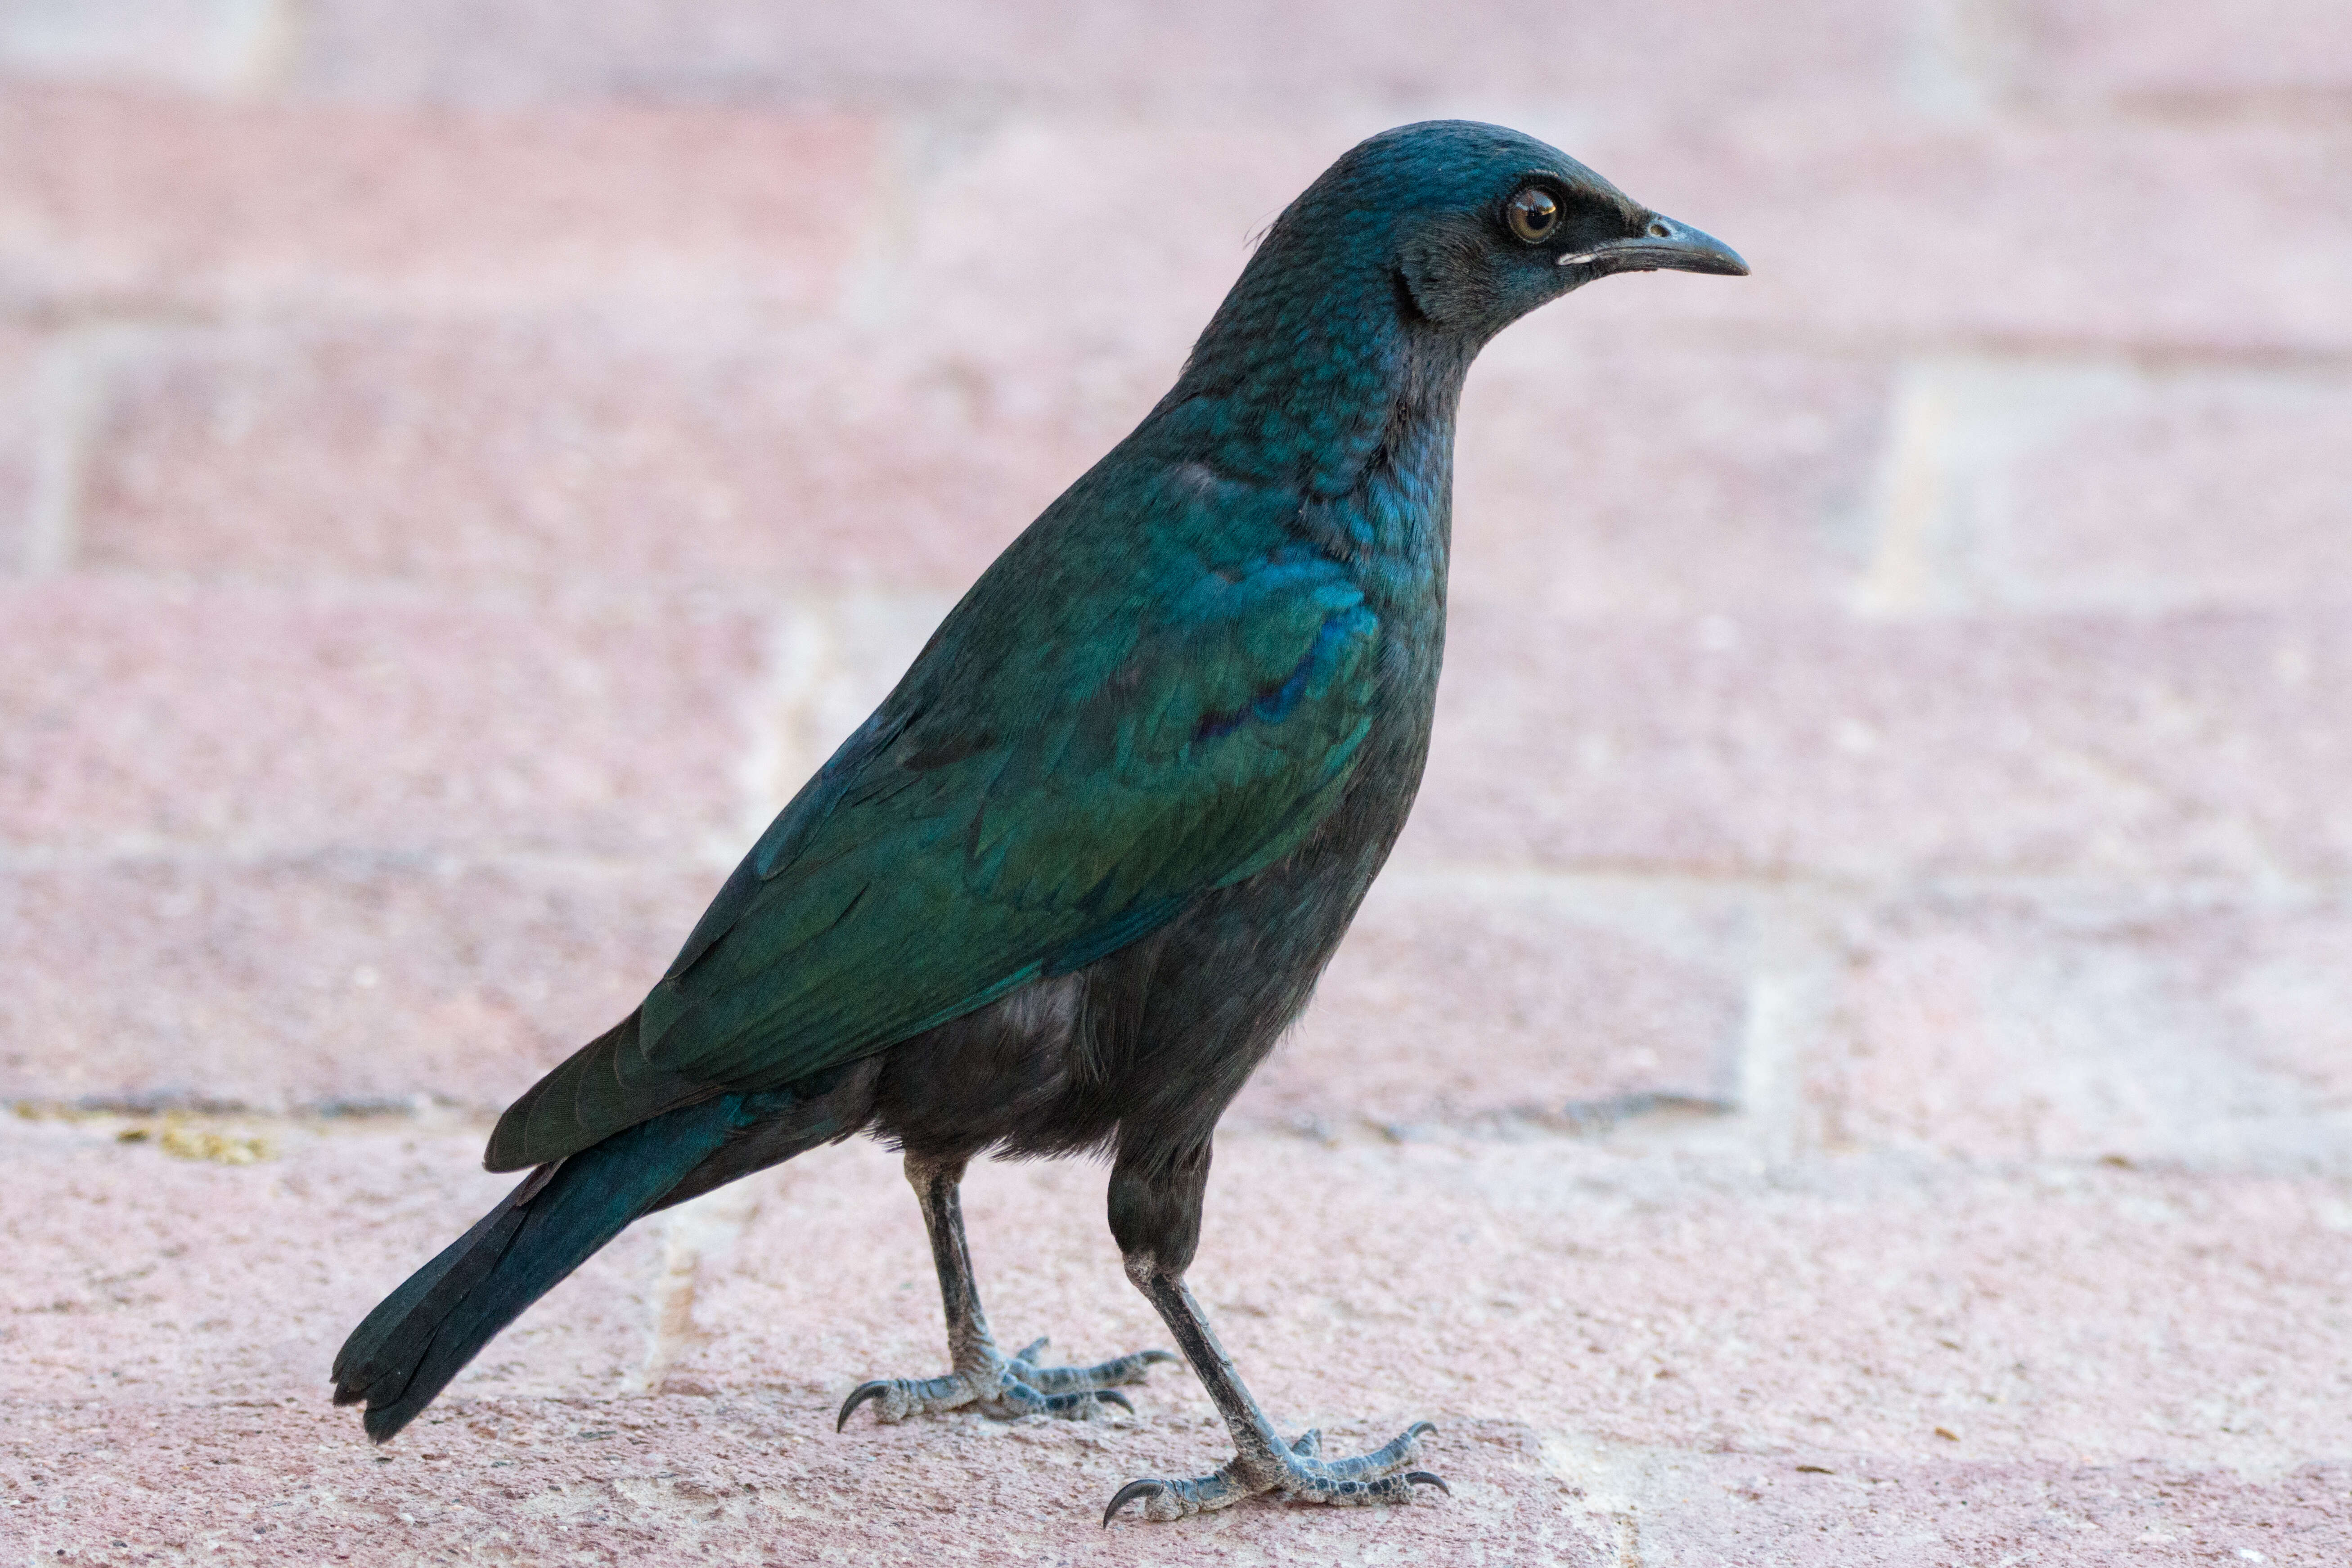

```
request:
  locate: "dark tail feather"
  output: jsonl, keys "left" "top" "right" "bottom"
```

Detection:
{"left": 331, "top": 1097, "right": 741, "bottom": 1442}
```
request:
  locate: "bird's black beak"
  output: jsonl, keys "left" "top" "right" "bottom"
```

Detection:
{"left": 1557, "top": 213, "right": 1749, "bottom": 279}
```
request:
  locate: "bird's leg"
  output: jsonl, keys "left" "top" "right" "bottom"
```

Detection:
{"left": 1100, "top": 1145, "right": 1446, "bottom": 1524}
{"left": 836, "top": 1152, "right": 1176, "bottom": 1429}
{"left": 1102, "top": 1264, "right": 1445, "bottom": 1521}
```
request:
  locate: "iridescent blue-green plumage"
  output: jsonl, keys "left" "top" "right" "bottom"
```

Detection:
{"left": 489, "top": 493, "right": 1388, "bottom": 1170}
{"left": 333, "top": 121, "right": 1747, "bottom": 1487}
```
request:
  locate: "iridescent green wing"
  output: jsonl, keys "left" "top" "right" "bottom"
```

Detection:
{"left": 488, "top": 507, "right": 1379, "bottom": 1170}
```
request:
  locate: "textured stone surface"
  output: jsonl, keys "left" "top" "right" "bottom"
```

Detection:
{"left": 74, "top": 322, "right": 1089, "bottom": 594}
{"left": 2010, "top": 0, "right": 2352, "bottom": 106}
{"left": 5, "top": 2, "right": 2349, "bottom": 1561}
{"left": 1452, "top": 341, "right": 1892, "bottom": 615}
{"left": 0, "top": 87, "right": 879, "bottom": 318}
{"left": 1821, "top": 361, "right": 2352, "bottom": 617}
{"left": 0, "top": 580, "right": 765, "bottom": 859}
{"left": 0, "top": 1115, "right": 619, "bottom": 1406}
{"left": 0, "top": 0, "right": 283, "bottom": 95}
{"left": 0, "top": 858, "right": 716, "bottom": 1112}
{"left": 877, "top": 118, "right": 1337, "bottom": 389}
{"left": 1421, "top": 609, "right": 2352, "bottom": 881}
{"left": 291, "top": 0, "right": 1915, "bottom": 117}
{"left": 1978, "top": 373, "right": 2352, "bottom": 612}
{"left": 1812, "top": 892, "right": 2352, "bottom": 1173}
{"left": 1234, "top": 871, "right": 1749, "bottom": 1133}
{"left": 5, "top": 1118, "right": 2347, "bottom": 1562}
{"left": 0, "top": 322, "right": 41, "bottom": 572}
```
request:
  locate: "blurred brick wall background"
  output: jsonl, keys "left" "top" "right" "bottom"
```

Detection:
{"left": 2, "top": 2, "right": 2348, "bottom": 1563}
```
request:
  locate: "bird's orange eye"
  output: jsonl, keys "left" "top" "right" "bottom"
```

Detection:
{"left": 1506, "top": 187, "right": 1560, "bottom": 243}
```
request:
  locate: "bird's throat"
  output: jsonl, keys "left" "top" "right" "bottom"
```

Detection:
{"left": 1296, "top": 327, "right": 1470, "bottom": 589}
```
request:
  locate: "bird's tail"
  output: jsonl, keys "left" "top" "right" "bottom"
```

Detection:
{"left": 330, "top": 1097, "right": 742, "bottom": 1442}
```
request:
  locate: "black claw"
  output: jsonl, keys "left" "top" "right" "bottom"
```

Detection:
{"left": 1405, "top": 1471, "right": 1451, "bottom": 1497}
{"left": 1140, "top": 1348, "right": 1180, "bottom": 1365}
{"left": 835, "top": 1379, "right": 892, "bottom": 1432}
{"left": 1095, "top": 1389, "right": 1134, "bottom": 1413}
{"left": 1406, "top": 1420, "right": 1439, "bottom": 1442}
{"left": 1103, "top": 1479, "right": 1165, "bottom": 1526}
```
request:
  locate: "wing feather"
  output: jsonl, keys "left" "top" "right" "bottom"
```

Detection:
{"left": 488, "top": 481, "right": 1382, "bottom": 1171}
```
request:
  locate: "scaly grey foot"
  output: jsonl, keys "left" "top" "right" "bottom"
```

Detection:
{"left": 837, "top": 1335, "right": 1178, "bottom": 1428}
{"left": 1103, "top": 1420, "right": 1447, "bottom": 1523}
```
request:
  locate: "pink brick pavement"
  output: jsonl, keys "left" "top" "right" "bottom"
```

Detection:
{"left": 3, "top": 4, "right": 2348, "bottom": 1564}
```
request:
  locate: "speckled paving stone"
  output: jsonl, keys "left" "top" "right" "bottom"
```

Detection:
{"left": 0, "top": 1118, "right": 664, "bottom": 1446}
{"left": 4, "top": 3, "right": 2348, "bottom": 1563}
{"left": 0, "top": 579, "right": 765, "bottom": 860}
{"left": 1418, "top": 608, "right": 2352, "bottom": 881}
{"left": 2007, "top": 0, "right": 2352, "bottom": 107}
{"left": 1451, "top": 337, "right": 1892, "bottom": 616}
{"left": 1809, "top": 890, "right": 2352, "bottom": 1173}
{"left": 0, "top": 86, "right": 880, "bottom": 318}
{"left": 1233, "top": 870, "right": 1750, "bottom": 1134}
{"left": 0, "top": 0, "right": 280, "bottom": 95}
{"left": 72, "top": 321, "right": 1103, "bottom": 597}
{"left": 1550, "top": 1447, "right": 2352, "bottom": 1567}
{"left": 6, "top": 1117, "right": 2347, "bottom": 1564}
{"left": 872, "top": 117, "right": 1338, "bottom": 385}
{"left": 0, "top": 322, "right": 44, "bottom": 574}
{"left": 289, "top": 0, "right": 1916, "bottom": 118}
{"left": 1952, "top": 370, "right": 2352, "bottom": 613}
{"left": 0, "top": 858, "right": 719, "bottom": 1113}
